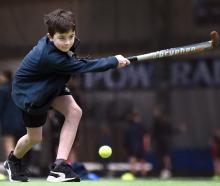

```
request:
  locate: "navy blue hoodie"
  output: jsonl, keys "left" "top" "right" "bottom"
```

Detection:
{"left": 12, "top": 36, "right": 118, "bottom": 114}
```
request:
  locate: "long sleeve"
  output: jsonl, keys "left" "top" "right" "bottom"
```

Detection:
{"left": 42, "top": 49, "right": 118, "bottom": 75}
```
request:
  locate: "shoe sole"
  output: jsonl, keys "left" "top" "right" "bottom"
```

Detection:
{"left": 47, "top": 172, "right": 80, "bottom": 182}
{"left": 47, "top": 176, "right": 80, "bottom": 182}
{"left": 3, "top": 161, "right": 29, "bottom": 182}
{"left": 47, "top": 175, "right": 80, "bottom": 182}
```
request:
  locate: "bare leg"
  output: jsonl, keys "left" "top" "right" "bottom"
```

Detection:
{"left": 51, "top": 95, "right": 82, "bottom": 160}
{"left": 163, "top": 155, "right": 171, "bottom": 170}
{"left": 214, "top": 158, "right": 220, "bottom": 176}
{"left": 160, "top": 155, "right": 172, "bottom": 179}
{"left": 13, "top": 127, "right": 42, "bottom": 159}
{"left": 140, "top": 159, "right": 147, "bottom": 176}
{"left": 129, "top": 156, "right": 138, "bottom": 175}
{"left": 2, "top": 135, "right": 15, "bottom": 158}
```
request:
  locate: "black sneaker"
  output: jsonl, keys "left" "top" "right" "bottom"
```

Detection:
{"left": 4, "top": 152, "right": 29, "bottom": 182}
{"left": 47, "top": 162, "right": 81, "bottom": 182}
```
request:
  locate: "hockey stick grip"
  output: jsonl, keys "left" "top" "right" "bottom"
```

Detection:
{"left": 127, "top": 56, "right": 138, "bottom": 62}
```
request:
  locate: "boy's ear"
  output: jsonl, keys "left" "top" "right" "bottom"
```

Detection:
{"left": 47, "top": 33, "right": 53, "bottom": 41}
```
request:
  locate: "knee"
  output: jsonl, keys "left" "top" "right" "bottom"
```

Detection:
{"left": 27, "top": 134, "right": 42, "bottom": 145}
{"left": 67, "top": 104, "right": 82, "bottom": 120}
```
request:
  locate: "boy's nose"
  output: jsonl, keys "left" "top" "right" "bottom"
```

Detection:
{"left": 65, "top": 40, "right": 71, "bottom": 45}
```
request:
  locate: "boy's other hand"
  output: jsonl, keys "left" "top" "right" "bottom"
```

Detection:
{"left": 115, "top": 55, "right": 130, "bottom": 68}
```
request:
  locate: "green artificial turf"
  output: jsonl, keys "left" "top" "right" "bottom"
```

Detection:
{"left": 0, "top": 178, "right": 219, "bottom": 186}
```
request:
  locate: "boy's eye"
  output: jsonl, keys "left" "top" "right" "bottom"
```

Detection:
{"left": 58, "top": 35, "right": 75, "bottom": 40}
{"left": 59, "top": 37, "right": 65, "bottom": 40}
{"left": 69, "top": 35, "right": 75, "bottom": 39}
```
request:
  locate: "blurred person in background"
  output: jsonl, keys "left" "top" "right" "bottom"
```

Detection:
{"left": 124, "top": 111, "right": 151, "bottom": 177}
{"left": 0, "top": 70, "right": 26, "bottom": 159}
{"left": 151, "top": 106, "right": 173, "bottom": 179}
{"left": 151, "top": 105, "right": 187, "bottom": 179}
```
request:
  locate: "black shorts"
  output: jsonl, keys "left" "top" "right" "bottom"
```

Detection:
{"left": 22, "top": 86, "right": 71, "bottom": 128}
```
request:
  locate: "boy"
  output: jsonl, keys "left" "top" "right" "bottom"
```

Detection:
{"left": 4, "top": 8, "right": 130, "bottom": 182}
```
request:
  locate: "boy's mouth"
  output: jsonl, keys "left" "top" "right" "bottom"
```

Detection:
{"left": 62, "top": 47, "right": 70, "bottom": 51}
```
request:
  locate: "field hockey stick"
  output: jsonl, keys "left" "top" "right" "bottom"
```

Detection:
{"left": 127, "top": 31, "right": 219, "bottom": 62}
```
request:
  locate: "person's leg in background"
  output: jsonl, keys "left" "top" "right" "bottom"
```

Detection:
{"left": 2, "top": 135, "right": 15, "bottom": 158}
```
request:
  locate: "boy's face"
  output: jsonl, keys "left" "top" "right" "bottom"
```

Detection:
{"left": 48, "top": 30, "right": 75, "bottom": 52}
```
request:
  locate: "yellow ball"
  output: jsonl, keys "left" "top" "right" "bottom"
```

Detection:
{"left": 121, "top": 172, "right": 135, "bottom": 181}
{"left": 0, "top": 173, "right": 6, "bottom": 180}
{"left": 98, "top": 145, "right": 112, "bottom": 158}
